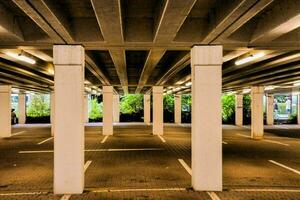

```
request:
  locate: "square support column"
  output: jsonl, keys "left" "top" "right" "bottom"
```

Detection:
{"left": 103, "top": 86, "right": 113, "bottom": 135}
{"left": 84, "top": 94, "right": 89, "bottom": 123}
{"left": 266, "top": 94, "right": 274, "bottom": 125}
{"left": 144, "top": 94, "right": 150, "bottom": 124}
{"left": 153, "top": 86, "right": 163, "bottom": 135}
{"left": 251, "top": 86, "right": 264, "bottom": 139}
{"left": 174, "top": 94, "right": 181, "bottom": 124}
{"left": 50, "top": 92, "right": 55, "bottom": 136}
{"left": 0, "top": 85, "right": 12, "bottom": 138}
{"left": 53, "top": 45, "right": 85, "bottom": 194}
{"left": 113, "top": 95, "right": 120, "bottom": 122}
{"left": 191, "top": 45, "right": 222, "bottom": 191}
{"left": 18, "top": 93, "right": 26, "bottom": 124}
{"left": 235, "top": 94, "right": 243, "bottom": 126}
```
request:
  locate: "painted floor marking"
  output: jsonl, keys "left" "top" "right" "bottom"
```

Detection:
{"left": 230, "top": 188, "right": 300, "bottom": 192}
{"left": 264, "top": 139, "right": 289, "bottom": 146}
{"left": 158, "top": 135, "right": 166, "bottom": 143}
{"left": 222, "top": 141, "right": 228, "bottom": 144}
{"left": 37, "top": 137, "right": 53, "bottom": 145}
{"left": 236, "top": 133, "right": 251, "bottom": 138}
{"left": 19, "top": 148, "right": 164, "bottom": 154}
{"left": 269, "top": 160, "right": 300, "bottom": 175}
{"left": 101, "top": 135, "right": 109, "bottom": 143}
{"left": 60, "top": 160, "right": 92, "bottom": 200}
{"left": 11, "top": 131, "right": 26, "bottom": 136}
{"left": 92, "top": 187, "right": 186, "bottom": 193}
{"left": 177, "top": 159, "right": 221, "bottom": 200}
{"left": 0, "top": 192, "right": 47, "bottom": 196}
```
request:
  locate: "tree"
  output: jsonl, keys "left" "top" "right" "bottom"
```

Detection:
{"left": 26, "top": 94, "right": 50, "bottom": 117}
{"left": 221, "top": 94, "right": 235, "bottom": 124}
{"left": 163, "top": 94, "right": 174, "bottom": 112}
{"left": 120, "top": 94, "right": 143, "bottom": 114}
{"left": 182, "top": 94, "right": 191, "bottom": 112}
{"left": 89, "top": 98, "right": 102, "bottom": 119}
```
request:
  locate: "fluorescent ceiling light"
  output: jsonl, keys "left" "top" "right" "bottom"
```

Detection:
{"left": 264, "top": 86, "right": 276, "bottom": 91}
{"left": 235, "top": 52, "right": 265, "bottom": 65}
{"left": 293, "top": 81, "right": 300, "bottom": 86}
{"left": 6, "top": 52, "right": 36, "bottom": 64}
{"left": 84, "top": 80, "right": 90, "bottom": 84}
{"left": 185, "top": 82, "right": 192, "bottom": 87}
{"left": 242, "top": 88, "right": 251, "bottom": 94}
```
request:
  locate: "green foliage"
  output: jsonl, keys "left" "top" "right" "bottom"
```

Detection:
{"left": 243, "top": 94, "right": 251, "bottom": 124}
{"left": 163, "top": 94, "right": 174, "bottom": 112}
{"left": 120, "top": 94, "right": 143, "bottom": 114}
{"left": 221, "top": 94, "right": 235, "bottom": 123}
{"left": 89, "top": 98, "right": 102, "bottom": 119}
{"left": 27, "top": 94, "right": 50, "bottom": 117}
{"left": 182, "top": 94, "right": 191, "bottom": 112}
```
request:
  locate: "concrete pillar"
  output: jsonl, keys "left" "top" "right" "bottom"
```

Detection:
{"left": 103, "top": 86, "right": 113, "bottom": 135}
{"left": 298, "top": 94, "right": 300, "bottom": 125}
{"left": 153, "top": 86, "right": 163, "bottom": 135}
{"left": 0, "top": 85, "right": 12, "bottom": 138}
{"left": 144, "top": 94, "right": 150, "bottom": 124}
{"left": 235, "top": 94, "right": 243, "bottom": 126}
{"left": 84, "top": 94, "right": 89, "bottom": 123}
{"left": 113, "top": 95, "right": 120, "bottom": 122}
{"left": 266, "top": 94, "right": 274, "bottom": 125}
{"left": 174, "top": 94, "right": 181, "bottom": 123}
{"left": 50, "top": 92, "right": 55, "bottom": 136}
{"left": 251, "top": 86, "right": 264, "bottom": 139}
{"left": 53, "top": 45, "right": 85, "bottom": 194}
{"left": 18, "top": 93, "right": 26, "bottom": 124}
{"left": 191, "top": 45, "right": 222, "bottom": 191}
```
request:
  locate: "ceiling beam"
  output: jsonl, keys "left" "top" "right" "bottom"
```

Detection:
{"left": 153, "top": 0, "right": 196, "bottom": 43}
{"left": 135, "top": 49, "right": 166, "bottom": 93}
{"left": 251, "top": 0, "right": 300, "bottom": 44}
{"left": 85, "top": 53, "right": 110, "bottom": 85}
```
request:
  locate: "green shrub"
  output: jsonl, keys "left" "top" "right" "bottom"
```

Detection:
{"left": 163, "top": 94, "right": 174, "bottom": 112}
{"left": 120, "top": 94, "right": 143, "bottom": 114}
{"left": 222, "top": 94, "right": 235, "bottom": 124}
{"left": 27, "top": 94, "right": 50, "bottom": 117}
{"left": 89, "top": 98, "right": 102, "bottom": 119}
{"left": 243, "top": 94, "right": 251, "bottom": 124}
{"left": 182, "top": 94, "right": 191, "bottom": 112}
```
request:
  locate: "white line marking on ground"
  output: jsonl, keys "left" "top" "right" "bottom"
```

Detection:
{"left": 158, "top": 135, "right": 166, "bottom": 143}
{"left": 19, "top": 148, "right": 164, "bottom": 154}
{"left": 264, "top": 139, "right": 289, "bottom": 146}
{"left": 178, "top": 159, "right": 191, "bottom": 175}
{"left": 222, "top": 141, "right": 228, "bottom": 144}
{"left": 236, "top": 133, "right": 251, "bottom": 138}
{"left": 60, "top": 160, "right": 92, "bottom": 200}
{"left": 207, "top": 191, "right": 221, "bottom": 200}
{"left": 101, "top": 135, "right": 109, "bottom": 143}
{"left": 269, "top": 160, "right": 300, "bottom": 175}
{"left": 230, "top": 188, "right": 300, "bottom": 192}
{"left": 37, "top": 137, "right": 53, "bottom": 145}
{"left": 177, "top": 159, "right": 221, "bottom": 200}
{"left": 92, "top": 187, "right": 186, "bottom": 193}
{"left": 11, "top": 131, "right": 26, "bottom": 136}
{"left": 0, "top": 192, "right": 47, "bottom": 196}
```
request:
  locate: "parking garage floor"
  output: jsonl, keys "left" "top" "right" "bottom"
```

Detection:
{"left": 0, "top": 123, "right": 299, "bottom": 200}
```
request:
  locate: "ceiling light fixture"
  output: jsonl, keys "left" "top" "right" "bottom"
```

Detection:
{"left": 235, "top": 52, "right": 265, "bottom": 65}
{"left": 5, "top": 52, "right": 36, "bottom": 64}
{"left": 185, "top": 82, "right": 192, "bottom": 87}
{"left": 242, "top": 88, "right": 251, "bottom": 94}
{"left": 264, "top": 86, "right": 276, "bottom": 91}
{"left": 293, "top": 81, "right": 300, "bottom": 86}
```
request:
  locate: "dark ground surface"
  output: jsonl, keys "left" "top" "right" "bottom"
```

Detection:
{"left": 0, "top": 123, "right": 299, "bottom": 199}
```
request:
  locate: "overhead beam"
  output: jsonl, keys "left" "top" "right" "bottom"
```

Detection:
{"left": 223, "top": 49, "right": 252, "bottom": 62}
{"left": 12, "top": 0, "right": 63, "bottom": 42}
{"left": 251, "top": 0, "right": 300, "bottom": 43}
{"left": 109, "top": 50, "right": 128, "bottom": 93}
{"left": 135, "top": 49, "right": 166, "bottom": 93}
{"left": 0, "top": 3, "right": 24, "bottom": 41}
{"left": 201, "top": 0, "right": 258, "bottom": 44}
{"left": 85, "top": 53, "right": 110, "bottom": 85}
{"left": 153, "top": 0, "right": 196, "bottom": 43}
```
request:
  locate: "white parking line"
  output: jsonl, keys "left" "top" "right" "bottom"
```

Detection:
{"left": 269, "top": 160, "right": 300, "bottom": 175}
{"left": 37, "top": 137, "right": 53, "bottom": 145}
{"left": 19, "top": 148, "right": 165, "bottom": 154}
{"left": 236, "top": 133, "right": 250, "bottom": 138}
{"left": 158, "top": 135, "right": 166, "bottom": 143}
{"left": 11, "top": 131, "right": 26, "bottom": 136}
{"left": 0, "top": 192, "right": 47, "bottom": 196}
{"left": 60, "top": 160, "right": 92, "bottom": 200}
{"left": 230, "top": 188, "right": 300, "bottom": 192}
{"left": 264, "top": 139, "right": 289, "bottom": 146}
{"left": 92, "top": 187, "right": 186, "bottom": 193}
{"left": 101, "top": 135, "right": 109, "bottom": 143}
{"left": 177, "top": 159, "right": 221, "bottom": 200}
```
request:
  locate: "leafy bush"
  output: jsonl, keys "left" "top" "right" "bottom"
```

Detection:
{"left": 243, "top": 94, "right": 251, "bottom": 124}
{"left": 89, "top": 98, "right": 102, "bottom": 119}
{"left": 163, "top": 94, "right": 174, "bottom": 112}
{"left": 26, "top": 94, "right": 50, "bottom": 117}
{"left": 222, "top": 94, "right": 235, "bottom": 124}
{"left": 182, "top": 94, "right": 191, "bottom": 112}
{"left": 120, "top": 94, "right": 143, "bottom": 114}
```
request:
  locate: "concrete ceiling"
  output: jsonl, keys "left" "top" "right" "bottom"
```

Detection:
{"left": 0, "top": 0, "right": 300, "bottom": 94}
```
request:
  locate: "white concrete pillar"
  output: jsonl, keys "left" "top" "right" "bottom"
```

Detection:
{"left": 0, "top": 85, "right": 12, "bottom": 138}
{"left": 153, "top": 86, "right": 163, "bottom": 135}
{"left": 113, "top": 95, "right": 120, "bottom": 122}
{"left": 266, "top": 94, "right": 274, "bottom": 125}
{"left": 84, "top": 94, "right": 89, "bottom": 123}
{"left": 235, "top": 94, "right": 243, "bottom": 126}
{"left": 191, "top": 45, "right": 222, "bottom": 191}
{"left": 251, "top": 86, "right": 264, "bottom": 139}
{"left": 174, "top": 94, "right": 181, "bottom": 123}
{"left": 53, "top": 45, "right": 85, "bottom": 194}
{"left": 103, "top": 86, "right": 113, "bottom": 135}
{"left": 50, "top": 92, "right": 55, "bottom": 136}
{"left": 18, "top": 93, "right": 26, "bottom": 124}
{"left": 298, "top": 94, "right": 300, "bottom": 125}
{"left": 144, "top": 94, "right": 150, "bottom": 124}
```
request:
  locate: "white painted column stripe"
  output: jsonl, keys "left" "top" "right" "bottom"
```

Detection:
{"left": 37, "top": 137, "right": 54, "bottom": 145}
{"left": 269, "top": 160, "right": 300, "bottom": 175}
